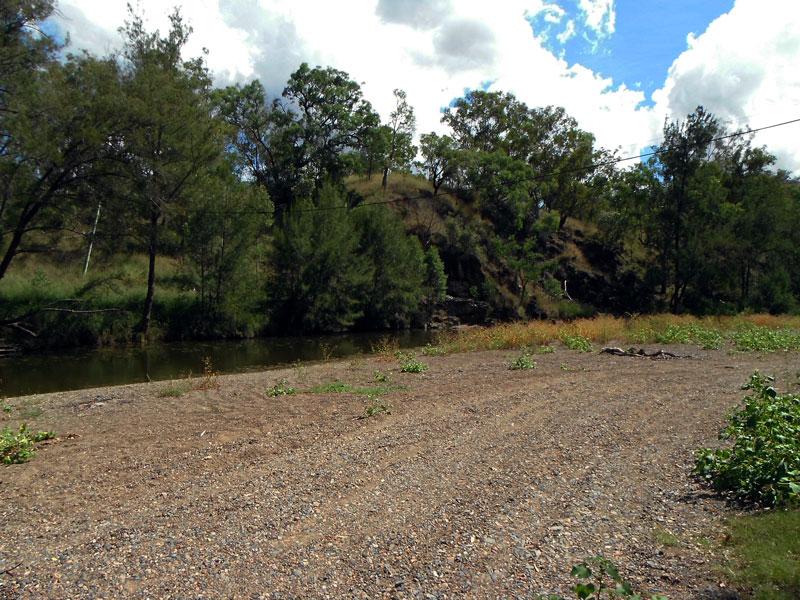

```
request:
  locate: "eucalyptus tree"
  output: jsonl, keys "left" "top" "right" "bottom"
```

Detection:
{"left": 417, "top": 132, "right": 457, "bottom": 198}
{"left": 380, "top": 88, "right": 416, "bottom": 190}
{"left": 216, "top": 64, "right": 380, "bottom": 212}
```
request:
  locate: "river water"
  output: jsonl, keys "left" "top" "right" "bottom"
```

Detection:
{"left": 0, "top": 330, "right": 436, "bottom": 398}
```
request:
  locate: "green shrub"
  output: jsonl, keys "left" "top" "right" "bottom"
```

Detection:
{"left": 267, "top": 379, "right": 297, "bottom": 397}
{"left": 561, "top": 333, "right": 593, "bottom": 353}
{"left": 542, "top": 556, "right": 668, "bottom": 599}
{"left": 400, "top": 356, "right": 428, "bottom": 373}
{"left": 509, "top": 352, "right": 536, "bottom": 370}
{"left": 694, "top": 373, "right": 800, "bottom": 506}
{"left": 363, "top": 396, "right": 391, "bottom": 418}
{"left": 1, "top": 424, "right": 56, "bottom": 465}
{"left": 730, "top": 326, "right": 800, "bottom": 353}
{"left": 653, "top": 323, "right": 724, "bottom": 350}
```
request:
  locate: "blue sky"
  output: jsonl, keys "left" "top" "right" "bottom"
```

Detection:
{"left": 530, "top": 0, "right": 735, "bottom": 106}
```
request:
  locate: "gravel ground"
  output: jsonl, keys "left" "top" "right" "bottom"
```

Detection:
{"left": 1, "top": 344, "right": 798, "bottom": 599}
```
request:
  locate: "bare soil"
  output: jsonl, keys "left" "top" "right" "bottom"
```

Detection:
{"left": 2, "top": 345, "right": 798, "bottom": 599}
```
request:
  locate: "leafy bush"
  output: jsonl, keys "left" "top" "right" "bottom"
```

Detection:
{"left": 509, "top": 352, "right": 536, "bottom": 370}
{"left": 694, "top": 373, "right": 800, "bottom": 506}
{"left": 542, "top": 556, "right": 667, "bottom": 599}
{"left": 1, "top": 424, "right": 56, "bottom": 465}
{"left": 267, "top": 379, "right": 296, "bottom": 397}
{"left": 653, "top": 323, "right": 723, "bottom": 350}
{"left": 363, "top": 396, "right": 391, "bottom": 418}
{"left": 730, "top": 326, "right": 800, "bottom": 353}
{"left": 561, "top": 333, "right": 593, "bottom": 353}
{"left": 400, "top": 356, "right": 428, "bottom": 373}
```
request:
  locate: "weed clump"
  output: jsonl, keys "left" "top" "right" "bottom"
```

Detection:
{"left": 543, "top": 556, "right": 668, "bottom": 599}
{"left": 652, "top": 323, "right": 724, "bottom": 349}
{"left": 399, "top": 355, "right": 428, "bottom": 373}
{"left": 694, "top": 372, "right": 800, "bottom": 507}
{"left": 158, "top": 382, "right": 191, "bottom": 398}
{"left": 730, "top": 326, "right": 800, "bottom": 352}
{"left": 362, "top": 396, "right": 391, "bottom": 418}
{"left": 267, "top": 379, "right": 296, "bottom": 397}
{"left": 509, "top": 352, "right": 536, "bottom": 370}
{"left": 1, "top": 424, "right": 56, "bottom": 465}
{"left": 561, "top": 333, "right": 593, "bottom": 353}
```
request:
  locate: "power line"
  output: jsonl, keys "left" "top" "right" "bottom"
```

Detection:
{"left": 294, "top": 115, "right": 800, "bottom": 212}
{"left": 156, "top": 115, "right": 800, "bottom": 216}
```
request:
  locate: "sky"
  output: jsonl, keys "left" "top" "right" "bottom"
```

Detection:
{"left": 49, "top": 0, "right": 800, "bottom": 173}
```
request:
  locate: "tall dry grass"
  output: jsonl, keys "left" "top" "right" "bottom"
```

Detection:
{"left": 431, "top": 314, "right": 800, "bottom": 354}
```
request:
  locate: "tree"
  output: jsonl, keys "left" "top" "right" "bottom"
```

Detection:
{"left": 0, "top": 0, "right": 57, "bottom": 114}
{"left": 269, "top": 184, "right": 371, "bottom": 332}
{"left": 118, "top": 8, "right": 225, "bottom": 337}
{"left": 1, "top": 54, "right": 125, "bottom": 282}
{"left": 352, "top": 204, "right": 425, "bottom": 328}
{"left": 182, "top": 164, "right": 271, "bottom": 322}
{"left": 417, "top": 132, "right": 457, "bottom": 198}
{"left": 381, "top": 89, "right": 416, "bottom": 190}
{"left": 649, "top": 106, "right": 720, "bottom": 311}
{"left": 216, "top": 64, "right": 380, "bottom": 211}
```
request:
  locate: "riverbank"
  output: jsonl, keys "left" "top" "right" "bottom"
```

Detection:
{"left": 2, "top": 342, "right": 799, "bottom": 598}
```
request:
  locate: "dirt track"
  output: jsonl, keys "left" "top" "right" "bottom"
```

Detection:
{"left": 2, "top": 345, "right": 798, "bottom": 599}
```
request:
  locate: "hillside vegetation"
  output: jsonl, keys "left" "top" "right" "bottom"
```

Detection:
{"left": 2, "top": 2, "right": 800, "bottom": 350}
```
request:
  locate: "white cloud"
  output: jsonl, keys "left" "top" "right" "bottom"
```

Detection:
{"left": 578, "top": 0, "right": 615, "bottom": 37}
{"left": 49, "top": 0, "right": 799, "bottom": 174}
{"left": 653, "top": 0, "right": 800, "bottom": 173}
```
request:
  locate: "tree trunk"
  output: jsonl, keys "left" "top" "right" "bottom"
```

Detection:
{"left": 381, "top": 167, "right": 389, "bottom": 191}
{"left": 139, "top": 208, "right": 159, "bottom": 340}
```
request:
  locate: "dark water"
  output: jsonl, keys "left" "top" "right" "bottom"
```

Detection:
{"left": 0, "top": 330, "right": 436, "bottom": 398}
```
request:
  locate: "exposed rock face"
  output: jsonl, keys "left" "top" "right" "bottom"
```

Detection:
{"left": 428, "top": 295, "right": 493, "bottom": 328}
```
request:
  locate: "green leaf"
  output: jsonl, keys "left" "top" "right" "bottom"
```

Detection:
{"left": 571, "top": 563, "right": 592, "bottom": 579}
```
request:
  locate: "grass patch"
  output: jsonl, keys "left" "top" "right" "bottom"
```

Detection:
{"left": 310, "top": 380, "right": 405, "bottom": 396}
{"left": 726, "top": 510, "right": 800, "bottom": 600}
{"left": 310, "top": 381, "right": 353, "bottom": 394}
{"left": 653, "top": 527, "right": 680, "bottom": 548}
{"left": 1, "top": 424, "right": 56, "bottom": 464}
{"left": 157, "top": 382, "right": 191, "bottom": 398}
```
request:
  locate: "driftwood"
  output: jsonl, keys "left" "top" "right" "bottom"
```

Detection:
{"left": 600, "top": 347, "right": 692, "bottom": 359}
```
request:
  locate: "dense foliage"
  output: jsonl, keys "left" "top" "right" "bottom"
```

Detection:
{"left": 1, "top": 2, "right": 799, "bottom": 349}
{"left": 695, "top": 373, "right": 800, "bottom": 507}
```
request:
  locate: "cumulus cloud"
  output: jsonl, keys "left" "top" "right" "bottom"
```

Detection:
{"left": 46, "top": 0, "right": 799, "bottom": 174}
{"left": 431, "top": 18, "right": 497, "bottom": 71}
{"left": 653, "top": 0, "right": 800, "bottom": 172}
{"left": 375, "top": 0, "right": 451, "bottom": 29}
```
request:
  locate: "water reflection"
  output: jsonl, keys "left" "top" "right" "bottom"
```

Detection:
{"left": 0, "top": 330, "right": 435, "bottom": 397}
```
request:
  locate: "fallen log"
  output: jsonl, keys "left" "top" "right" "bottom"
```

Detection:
{"left": 600, "top": 347, "right": 692, "bottom": 359}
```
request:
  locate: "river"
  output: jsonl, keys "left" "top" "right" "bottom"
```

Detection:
{"left": 0, "top": 330, "right": 436, "bottom": 397}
